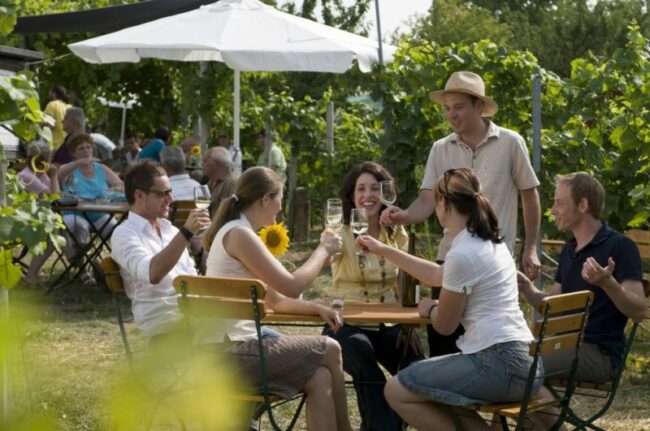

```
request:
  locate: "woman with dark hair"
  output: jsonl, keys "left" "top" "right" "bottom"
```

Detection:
{"left": 358, "top": 168, "right": 543, "bottom": 431}
{"left": 325, "top": 161, "right": 422, "bottom": 431}
{"left": 203, "top": 166, "right": 353, "bottom": 431}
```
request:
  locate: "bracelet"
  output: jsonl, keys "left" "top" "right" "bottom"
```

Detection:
{"left": 178, "top": 226, "right": 194, "bottom": 242}
{"left": 426, "top": 303, "right": 438, "bottom": 318}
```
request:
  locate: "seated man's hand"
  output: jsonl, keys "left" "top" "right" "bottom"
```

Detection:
{"left": 185, "top": 208, "right": 211, "bottom": 235}
{"left": 516, "top": 270, "right": 534, "bottom": 292}
{"left": 582, "top": 256, "right": 615, "bottom": 287}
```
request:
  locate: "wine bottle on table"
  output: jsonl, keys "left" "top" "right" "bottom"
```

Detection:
{"left": 399, "top": 230, "right": 419, "bottom": 307}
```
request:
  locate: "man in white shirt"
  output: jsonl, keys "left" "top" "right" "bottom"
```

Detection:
{"left": 160, "top": 146, "right": 201, "bottom": 201}
{"left": 110, "top": 160, "right": 210, "bottom": 338}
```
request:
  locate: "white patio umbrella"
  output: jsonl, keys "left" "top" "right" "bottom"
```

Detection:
{"left": 68, "top": 0, "right": 396, "bottom": 148}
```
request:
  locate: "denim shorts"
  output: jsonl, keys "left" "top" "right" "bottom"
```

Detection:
{"left": 398, "top": 341, "right": 544, "bottom": 406}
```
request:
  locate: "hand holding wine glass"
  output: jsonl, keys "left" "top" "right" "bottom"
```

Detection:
{"left": 350, "top": 208, "right": 369, "bottom": 256}
{"left": 194, "top": 185, "right": 211, "bottom": 209}
{"left": 193, "top": 185, "right": 211, "bottom": 231}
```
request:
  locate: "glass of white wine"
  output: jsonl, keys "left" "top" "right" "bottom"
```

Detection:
{"left": 194, "top": 185, "right": 211, "bottom": 232}
{"left": 350, "top": 208, "right": 368, "bottom": 256}
{"left": 194, "top": 185, "right": 211, "bottom": 210}
{"left": 326, "top": 198, "right": 343, "bottom": 234}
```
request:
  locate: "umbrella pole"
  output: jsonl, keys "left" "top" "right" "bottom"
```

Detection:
{"left": 234, "top": 69, "right": 241, "bottom": 151}
{"left": 374, "top": 0, "right": 384, "bottom": 66}
{"left": 0, "top": 156, "right": 9, "bottom": 420}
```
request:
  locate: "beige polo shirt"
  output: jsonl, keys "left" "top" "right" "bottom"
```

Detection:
{"left": 421, "top": 121, "right": 539, "bottom": 260}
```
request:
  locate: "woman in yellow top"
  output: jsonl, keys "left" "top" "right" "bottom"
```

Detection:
{"left": 324, "top": 161, "right": 423, "bottom": 431}
{"left": 43, "top": 85, "right": 71, "bottom": 149}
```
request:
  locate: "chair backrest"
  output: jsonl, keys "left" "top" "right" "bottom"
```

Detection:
{"left": 173, "top": 275, "right": 267, "bottom": 320}
{"left": 511, "top": 291, "right": 594, "bottom": 426}
{"left": 169, "top": 200, "right": 197, "bottom": 228}
{"left": 626, "top": 229, "right": 650, "bottom": 260}
{"left": 532, "top": 291, "right": 594, "bottom": 365}
{"left": 100, "top": 256, "right": 125, "bottom": 294}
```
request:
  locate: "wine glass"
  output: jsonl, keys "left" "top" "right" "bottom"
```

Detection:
{"left": 325, "top": 198, "right": 343, "bottom": 234}
{"left": 193, "top": 185, "right": 211, "bottom": 210}
{"left": 350, "top": 208, "right": 368, "bottom": 255}
{"left": 380, "top": 180, "right": 397, "bottom": 206}
{"left": 65, "top": 174, "right": 78, "bottom": 198}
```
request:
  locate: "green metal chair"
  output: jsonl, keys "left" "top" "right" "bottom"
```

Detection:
{"left": 173, "top": 274, "right": 307, "bottom": 431}
{"left": 100, "top": 257, "right": 192, "bottom": 431}
{"left": 465, "top": 290, "right": 594, "bottom": 430}
{"left": 546, "top": 279, "right": 650, "bottom": 431}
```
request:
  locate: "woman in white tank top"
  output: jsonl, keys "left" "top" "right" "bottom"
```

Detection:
{"left": 202, "top": 167, "right": 353, "bottom": 431}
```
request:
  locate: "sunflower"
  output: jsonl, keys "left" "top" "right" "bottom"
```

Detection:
{"left": 190, "top": 145, "right": 202, "bottom": 156}
{"left": 258, "top": 223, "right": 290, "bottom": 257}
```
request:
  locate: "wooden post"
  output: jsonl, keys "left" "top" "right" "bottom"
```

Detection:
{"left": 292, "top": 187, "right": 310, "bottom": 243}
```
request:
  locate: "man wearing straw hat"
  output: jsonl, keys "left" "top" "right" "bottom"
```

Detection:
{"left": 382, "top": 71, "right": 541, "bottom": 357}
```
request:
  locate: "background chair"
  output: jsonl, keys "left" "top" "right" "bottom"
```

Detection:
{"left": 173, "top": 274, "right": 306, "bottom": 431}
{"left": 168, "top": 200, "right": 196, "bottom": 228}
{"left": 464, "top": 290, "right": 594, "bottom": 431}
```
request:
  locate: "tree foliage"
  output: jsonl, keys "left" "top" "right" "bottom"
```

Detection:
{"left": 410, "top": 0, "right": 649, "bottom": 77}
{"left": 370, "top": 28, "right": 650, "bottom": 235}
{"left": 0, "top": 73, "right": 65, "bottom": 289}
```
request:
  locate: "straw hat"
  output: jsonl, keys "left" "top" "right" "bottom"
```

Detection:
{"left": 429, "top": 71, "right": 498, "bottom": 117}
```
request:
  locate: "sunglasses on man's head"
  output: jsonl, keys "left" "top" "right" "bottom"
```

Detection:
{"left": 146, "top": 188, "right": 173, "bottom": 197}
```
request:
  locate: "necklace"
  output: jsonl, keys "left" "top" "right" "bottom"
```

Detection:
{"left": 358, "top": 254, "right": 387, "bottom": 303}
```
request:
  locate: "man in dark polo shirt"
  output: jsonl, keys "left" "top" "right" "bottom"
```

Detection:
{"left": 518, "top": 172, "right": 646, "bottom": 382}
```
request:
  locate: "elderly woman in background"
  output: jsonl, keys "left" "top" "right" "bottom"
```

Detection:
{"left": 58, "top": 133, "right": 123, "bottom": 284}
{"left": 18, "top": 139, "right": 60, "bottom": 195}
{"left": 18, "top": 140, "right": 61, "bottom": 284}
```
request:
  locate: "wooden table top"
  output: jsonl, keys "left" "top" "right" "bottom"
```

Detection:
{"left": 265, "top": 301, "right": 429, "bottom": 325}
{"left": 53, "top": 200, "right": 129, "bottom": 213}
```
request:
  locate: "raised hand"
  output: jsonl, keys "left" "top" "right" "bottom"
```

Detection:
{"left": 185, "top": 208, "right": 211, "bottom": 235}
{"left": 582, "top": 257, "right": 615, "bottom": 287}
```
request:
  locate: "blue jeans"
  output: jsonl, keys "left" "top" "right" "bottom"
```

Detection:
{"left": 323, "top": 324, "right": 422, "bottom": 431}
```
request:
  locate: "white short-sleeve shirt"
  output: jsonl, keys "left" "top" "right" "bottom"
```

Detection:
{"left": 443, "top": 229, "right": 533, "bottom": 354}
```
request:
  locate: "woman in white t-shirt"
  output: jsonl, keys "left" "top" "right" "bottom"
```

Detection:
{"left": 202, "top": 166, "right": 353, "bottom": 431}
{"left": 357, "top": 168, "right": 543, "bottom": 431}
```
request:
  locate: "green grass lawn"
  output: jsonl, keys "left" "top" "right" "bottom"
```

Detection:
{"left": 3, "top": 239, "right": 650, "bottom": 430}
